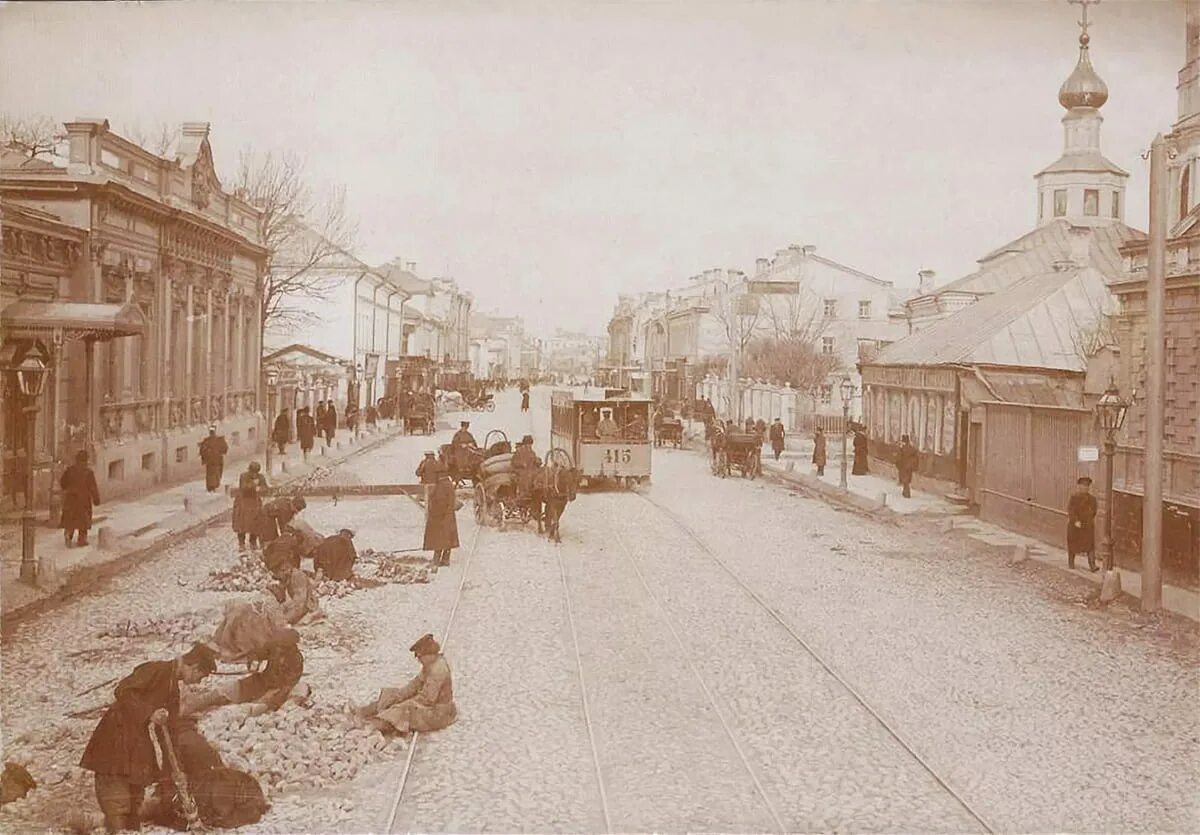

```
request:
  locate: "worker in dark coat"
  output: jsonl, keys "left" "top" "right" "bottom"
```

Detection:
{"left": 272, "top": 410, "right": 290, "bottom": 455}
{"left": 424, "top": 474, "right": 460, "bottom": 567}
{"left": 812, "top": 428, "right": 827, "bottom": 476}
{"left": 322, "top": 401, "right": 338, "bottom": 446}
{"left": 315, "top": 402, "right": 328, "bottom": 436}
{"left": 80, "top": 643, "right": 217, "bottom": 834}
{"left": 452, "top": 421, "right": 477, "bottom": 449}
{"left": 296, "top": 408, "right": 317, "bottom": 460}
{"left": 1066, "top": 476, "right": 1098, "bottom": 571}
{"left": 768, "top": 418, "right": 785, "bottom": 461}
{"left": 896, "top": 434, "right": 919, "bottom": 498}
{"left": 61, "top": 450, "right": 101, "bottom": 547}
{"left": 511, "top": 435, "right": 540, "bottom": 496}
{"left": 313, "top": 529, "right": 357, "bottom": 581}
{"left": 851, "top": 425, "right": 869, "bottom": 475}
{"left": 233, "top": 462, "right": 268, "bottom": 551}
{"left": 416, "top": 451, "right": 447, "bottom": 484}
{"left": 256, "top": 496, "right": 306, "bottom": 545}
{"left": 198, "top": 425, "right": 229, "bottom": 493}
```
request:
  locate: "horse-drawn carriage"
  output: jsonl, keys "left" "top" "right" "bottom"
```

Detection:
{"left": 472, "top": 444, "right": 579, "bottom": 542}
{"left": 403, "top": 395, "right": 435, "bottom": 435}
{"left": 440, "top": 430, "right": 511, "bottom": 488}
{"left": 710, "top": 426, "right": 763, "bottom": 479}
{"left": 654, "top": 415, "right": 684, "bottom": 449}
{"left": 462, "top": 390, "right": 496, "bottom": 412}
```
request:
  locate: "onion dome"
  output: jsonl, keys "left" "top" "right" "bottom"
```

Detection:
{"left": 1058, "top": 31, "right": 1108, "bottom": 110}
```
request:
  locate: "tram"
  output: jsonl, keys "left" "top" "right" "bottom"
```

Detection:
{"left": 550, "top": 388, "right": 652, "bottom": 487}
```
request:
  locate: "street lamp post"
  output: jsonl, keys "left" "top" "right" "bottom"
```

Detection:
{"left": 264, "top": 367, "right": 279, "bottom": 473}
{"left": 839, "top": 376, "right": 855, "bottom": 489}
{"left": 1094, "top": 382, "right": 1130, "bottom": 574}
{"left": 3, "top": 340, "right": 51, "bottom": 584}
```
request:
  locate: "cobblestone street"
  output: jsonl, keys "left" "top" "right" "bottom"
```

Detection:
{"left": 1, "top": 390, "right": 1197, "bottom": 833}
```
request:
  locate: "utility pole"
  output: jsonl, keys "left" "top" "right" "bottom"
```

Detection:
{"left": 1141, "top": 134, "right": 1170, "bottom": 613}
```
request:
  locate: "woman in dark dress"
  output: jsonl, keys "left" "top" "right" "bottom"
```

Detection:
{"left": 851, "top": 426, "right": 870, "bottom": 475}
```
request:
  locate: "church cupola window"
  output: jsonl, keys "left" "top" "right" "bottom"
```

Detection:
{"left": 1054, "top": 189, "right": 1068, "bottom": 217}
{"left": 1084, "top": 189, "right": 1099, "bottom": 216}
{"left": 1111, "top": 190, "right": 1120, "bottom": 218}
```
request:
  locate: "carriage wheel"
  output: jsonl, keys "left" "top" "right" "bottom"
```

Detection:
{"left": 474, "top": 484, "right": 486, "bottom": 524}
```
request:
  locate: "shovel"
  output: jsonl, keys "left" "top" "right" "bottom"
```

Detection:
{"left": 150, "top": 721, "right": 200, "bottom": 829}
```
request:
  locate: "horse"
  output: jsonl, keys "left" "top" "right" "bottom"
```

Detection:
{"left": 533, "top": 462, "right": 579, "bottom": 543}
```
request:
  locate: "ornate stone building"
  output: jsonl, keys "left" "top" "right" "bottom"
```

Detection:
{"left": 1, "top": 119, "right": 266, "bottom": 507}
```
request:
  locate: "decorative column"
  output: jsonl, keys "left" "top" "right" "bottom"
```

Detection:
{"left": 185, "top": 281, "right": 194, "bottom": 425}
{"left": 223, "top": 288, "right": 232, "bottom": 407}
{"left": 161, "top": 269, "right": 173, "bottom": 429}
{"left": 205, "top": 284, "right": 214, "bottom": 422}
{"left": 232, "top": 295, "right": 243, "bottom": 393}
{"left": 123, "top": 269, "right": 134, "bottom": 399}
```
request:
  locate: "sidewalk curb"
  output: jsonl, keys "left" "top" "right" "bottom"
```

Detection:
{"left": 759, "top": 463, "right": 897, "bottom": 521}
{"left": 1, "top": 425, "right": 408, "bottom": 635}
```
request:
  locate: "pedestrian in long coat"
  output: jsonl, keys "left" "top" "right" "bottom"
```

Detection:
{"left": 851, "top": 426, "right": 870, "bottom": 475}
{"left": 1066, "top": 476, "right": 1098, "bottom": 571}
{"left": 424, "top": 474, "right": 460, "bottom": 566}
{"left": 296, "top": 408, "right": 317, "bottom": 459}
{"left": 315, "top": 402, "right": 328, "bottom": 435}
{"left": 812, "top": 428, "right": 827, "bottom": 476}
{"left": 198, "top": 426, "right": 229, "bottom": 493}
{"left": 233, "top": 462, "right": 268, "bottom": 551}
{"left": 272, "top": 411, "right": 290, "bottom": 455}
{"left": 896, "top": 434, "right": 919, "bottom": 498}
{"left": 79, "top": 644, "right": 217, "bottom": 833}
{"left": 323, "top": 402, "right": 338, "bottom": 445}
{"left": 768, "top": 419, "right": 785, "bottom": 461}
{"left": 61, "top": 450, "right": 101, "bottom": 547}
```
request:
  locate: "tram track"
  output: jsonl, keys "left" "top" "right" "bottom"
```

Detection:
{"left": 382, "top": 515, "right": 485, "bottom": 833}
{"left": 629, "top": 489, "right": 998, "bottom": 834}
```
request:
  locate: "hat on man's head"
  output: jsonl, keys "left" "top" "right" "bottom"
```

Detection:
{"left": 338, "top": 528, "right": 355, "bottom": 538}
{"left": 208, "top": 424, "right": 217, "bottom": 431}
{"left": 182, "top": 642, "right": 218, "bottom": 675}
{"left": 292, "top": 496, "right": 307, "bottom": 511}
{"left": 75, "top": 450, "right": 89, "bottom": 463}
{"left": 1076, "top": 476, "right": 1093, "bottom": 486}
{"left": 249, "top": 461, "right": 261, "bottom": 472}
{"left": 521, "top": 435, "right": 534, "bottom": 445}
{"left": 901, "top": 434, "right": 910, "bottom": 443}
{"left": 424, "top": 450, "right": 436, "bottom": 457}
{"left": 410, "top": 633, "right": 440, "bottom": 655}
{"left": 460, "top": 421, "right": 470, "bottom": 427}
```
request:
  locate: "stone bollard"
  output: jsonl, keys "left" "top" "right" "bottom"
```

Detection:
{"left": 183, "top": 497, "right": 193, "bottom": 513}
{"left": 97, "top": 526, "right": 116, "bottom": 550}
{"left": 877, "top": 492, "right": 888, "bottom": 508}
{"left": 37, "top": 554, "right": 60, "bottom": 588}
{"left": 1009, "top": 544, "right": 1029, "bottom": 564}
{"left": 785, "top": 461, "right": 795, "bottom": 473}
{"left": 319, "top": 446, "right": 326, "bottom": 456}
{"left": 337, "top": 441, "right": 343, "bottom": 450}
{"left": 281, "top": 460, "right": 290, "bottom": 474}
{"left": 1099, "top": 569, "right": 1122, "bottom": 604}
{"left": 942, "top": 518, "right": 955, "bottom": 533}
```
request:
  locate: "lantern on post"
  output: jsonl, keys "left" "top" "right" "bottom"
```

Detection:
{"left": 1094, "top": 382, "right": 1129, "bottom": 574}
{"left": 838, "top": 376, "right": 856, "bottom": 489}
{"left": 2, "top": 338, "right": 52, "bottom": 584}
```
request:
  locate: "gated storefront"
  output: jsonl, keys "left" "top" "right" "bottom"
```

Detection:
{"left": 979, "top": 402, "right": 1099, "bottom": 548}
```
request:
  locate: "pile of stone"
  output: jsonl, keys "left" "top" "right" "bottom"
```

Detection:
{"left": 97, "top": 611, "right": 209, "bottom": 641}
{"left": 372, "top": 559, "right": 433, "bottom": 585}
{"left": 199, "top": 702, "right": 406, "bottom": 795}
{"left": 199, "top": 552, "right": 274, "bottom": 593}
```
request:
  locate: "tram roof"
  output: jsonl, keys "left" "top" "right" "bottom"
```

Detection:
{"left": 552, "top": 387, "right": 653, "bottom": 403}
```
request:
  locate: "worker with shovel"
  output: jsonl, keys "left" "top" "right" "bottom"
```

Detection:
{"left": 79, "top": 643, "right": 217, "bottom": 833}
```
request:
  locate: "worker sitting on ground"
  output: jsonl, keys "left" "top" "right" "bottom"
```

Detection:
{"left": 269, "top": 558, "right": 323, "bottom": 626}
{"left": 596, "top": 409, "right": 620, "bottom": 439}
{"left": 353, "top": 633, "right": 456, "bottom": 736}
{"left": 313, "top": 528, "right": 357, "bottom": 581}
{"left": 191, "top": 626, "right": 306, "bottom": 719}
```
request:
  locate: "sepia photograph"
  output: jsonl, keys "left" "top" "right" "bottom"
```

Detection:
{"left": 0, "top": 0, "right": 1196, "bottom": 832}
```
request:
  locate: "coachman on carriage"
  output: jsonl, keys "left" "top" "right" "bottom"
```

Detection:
{"left": 709, "top": 423, "right": 763, "bottom": 479}
{"left": 470, "top": 434, "right": 579, "bottom": 541}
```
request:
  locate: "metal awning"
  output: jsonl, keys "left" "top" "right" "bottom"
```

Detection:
{"left": 1, "top": 301, "right": 146, "bottom": 342}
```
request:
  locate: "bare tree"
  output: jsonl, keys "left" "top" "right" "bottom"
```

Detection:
{"left": 742, "top": 335, "right": 840, "bottom": 390}
{"left": 232, "top": 148, "right": 357, "bottom": 336}
{"left": 0, "top": 113, "right": 64, "bottom": 160}
{"left": 122, "top": 121, "right": 176, "bottom": 157}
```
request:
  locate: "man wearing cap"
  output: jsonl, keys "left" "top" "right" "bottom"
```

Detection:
{"left": 512, "top": 435, "right": 540, "bottom": 497}
{"left": 1067, "top": 476, "right": 1098, "bottom": 571}
{"left": 452, "top": 421, "right": 477, "bottom": 449}
{"left": 233, "top": 462, "right": 269, "bottom": 552}
{"left": 768, "top": 418, "right": 785, "bottom": 461}
{"left": 596, "top": 409, "right": 620, "bottom": 440}
{"left": 416, "top": 451, "right": 447, "bottom": 484}
{"left": 313, "top": 528, "right": 357, "bottom": 581}
{"left": 269, "top": 554, "right": 323, "bottom": 625}
{"left": 424, "top": 473, "right": 460, "bottom": 567}
{"left": 80, "top": 643, "right": 217, "bottom": 833}
{"left": 198, "top": 426, "right": 229, "bottom": 493}
{"left": 355, "top": 633, "right": 456, "bottom": 736}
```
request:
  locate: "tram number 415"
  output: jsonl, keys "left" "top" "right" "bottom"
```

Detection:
{"left": 603, "top": 448, "right": 633, "bottom": 464}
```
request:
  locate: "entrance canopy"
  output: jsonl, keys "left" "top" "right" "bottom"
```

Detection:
{"left": 0, "top": 301, "right": 146, "bottom": 342}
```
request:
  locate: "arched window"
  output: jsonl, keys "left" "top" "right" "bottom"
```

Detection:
{"left": 1181, "top": 164, "right": 1192, "bottom": 220}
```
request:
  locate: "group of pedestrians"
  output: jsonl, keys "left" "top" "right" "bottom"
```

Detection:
{"left": 271, "top": 400, "right": 341, "bottom": 461}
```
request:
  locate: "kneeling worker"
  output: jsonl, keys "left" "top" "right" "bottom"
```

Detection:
{"left": 354, "top": 633, "right": 456, "bottom": 736}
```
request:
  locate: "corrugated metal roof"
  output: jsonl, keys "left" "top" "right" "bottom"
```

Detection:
{"left": 934, "top": 220, "right": 1143, "bottom": 297}
{"left": 870, "top": 264, "right": 1113, "bottom": 371}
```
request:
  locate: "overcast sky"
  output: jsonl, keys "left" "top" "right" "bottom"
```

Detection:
{"left": 0, "top": 1, "right": 1181, "bottom": 336}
